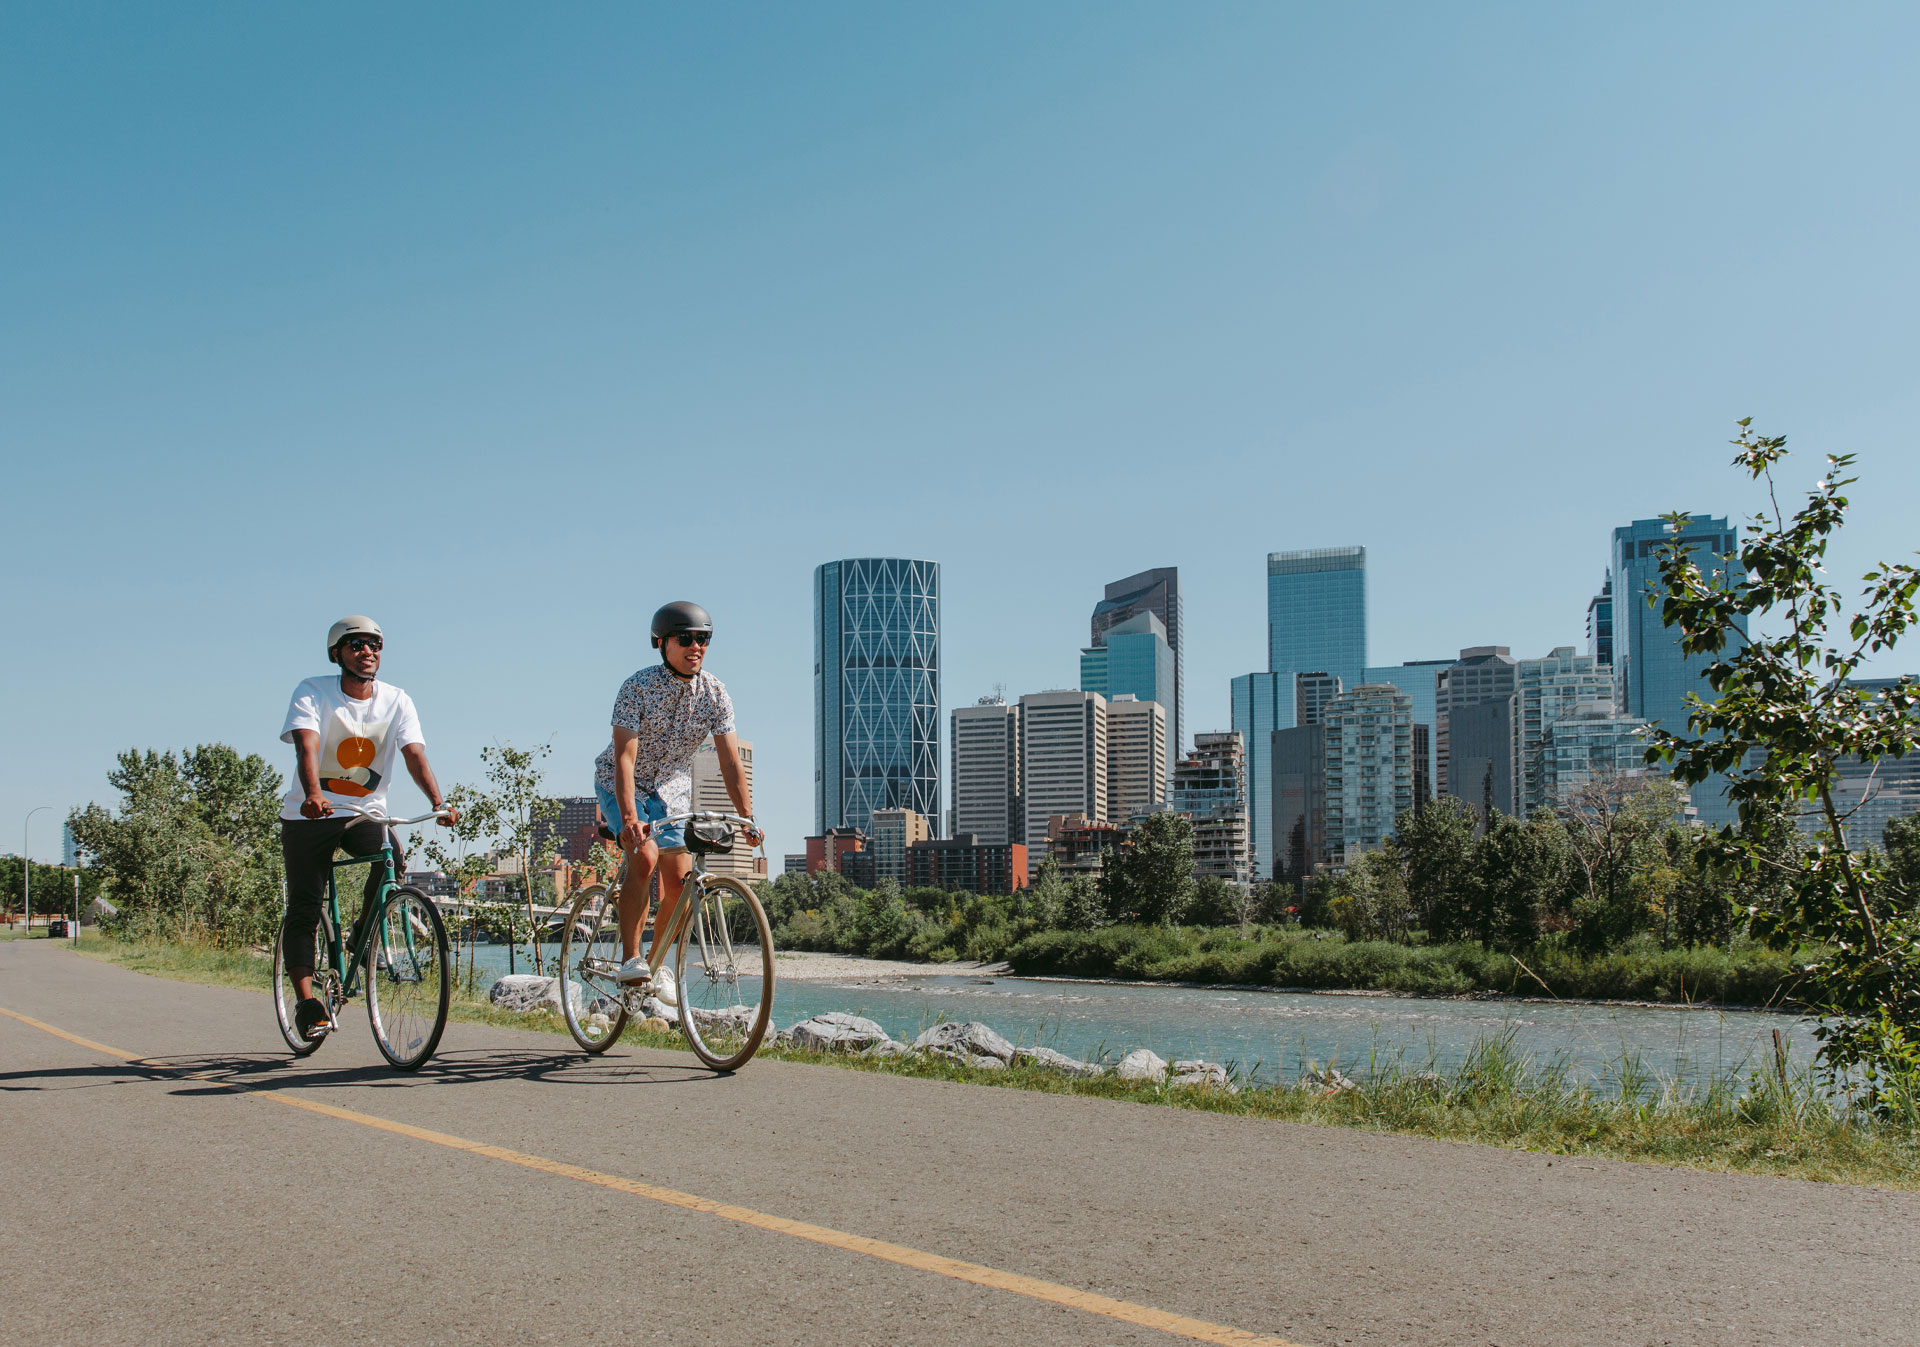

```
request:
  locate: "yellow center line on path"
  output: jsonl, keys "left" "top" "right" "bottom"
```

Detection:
{"left": 1, "top": 1005, "right": 1309, "bottom": 1347}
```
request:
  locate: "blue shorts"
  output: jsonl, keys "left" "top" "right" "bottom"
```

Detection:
{"left": 595, "top": 784, "right": 686, "bottom": 852}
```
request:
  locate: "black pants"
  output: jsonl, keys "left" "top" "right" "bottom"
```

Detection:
{"left": 279, "top": 817, "right": 407, "bottom": 972}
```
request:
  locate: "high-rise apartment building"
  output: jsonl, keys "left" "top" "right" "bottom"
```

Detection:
{"left": 691, "top": 739, "right": 766, "bottom": 879}
{"left": 1171, "top": 731, "right": 1250, "bottom": 884}
{"left": 1438, "top": 645, "right": 1518, "bottom": 807}
{"left": 1361, "top": 660, "right": 1449, "bottom": 802}
{"left": 1269, "top": 547, "right": 1367, "bottom": 703}
{"left": 1538, "top": 703, "right": 1655, "bottom": 805}
{"left": 1587, "top": 577, "right": 1614, "bottom": 666}
{"left": 1231, "top": 672, "right": 1284, "bottom": 881}
{"left": 1272, "top": 723, "right": 1327, "bottom": 883}
{"left": 905, "top": 836, "right": 1029, "bottom": 895}
{"left": 1812, "top": 678, "right": 1920, "bottom": 848}
{"left": 1091, "top": 568, "right": 1184, "bottom": 768}
{"left": 868, "top": 808, "right": 931, "bottom": 885}
{"left": 1081, "top": 611, "right": 1175, "bottom": 772}
{"left": 1020, "top": 690, "right": 1107, "bottom": 860}
{"left": 814, "top": 558, "right": 941, "bottom": 836}
{"left": 1105, "top": 695, "right": 1167, "bottom": 822}
{"left": 1611, "top": 515, "right": 1746, "bottom": 825}
{"left": 1322, "top": 684, "right": 1414, "bottom": 864}
{"left": 1516, "top": 647, "right": 1615, "bottom": 816}
{"left": 950, "top": 698, "right": 1021, "bottom": 845}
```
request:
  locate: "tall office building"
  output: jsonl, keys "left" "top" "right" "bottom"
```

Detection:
{"left": 1272, "top": 723, "right": 1327, "bottom": 884}
{"left": 1539, "top": 703, "right": 1655, "bottom": 805}
{"left": 1321, "top": 684, "right": 1414, "bottom": 864}
{"left": 1106, "top": 695, "right": 1168, "bottom": 822}
{"left": 815, "top": 558, "right": 941, "bottom": 836}
{"left": 1171, "top": 731, "right": 1251, "bottom": 884}
{"left": 1611, "top": 516, "right": 1747, "bottom": 826}
{"left": 1516, "top": 647, "right": 1615, "bottom": 816}
{"left": 1295, "top": 672, "right": 1343, "bottom": 727}
{"left": 950, "top": 698, "right": 1022, "bottom": 845}
{"left": 1587, "top": 577, "right": 1614, "bottom": 666}
{"left": 1081, "top": 611, "right": 1176, "bottom": 773}
{"left": 1438, "top": 646, "right": 1518, "bottom": 805}
{"left": 1020, "top": 690, "right": 1107, "bottom": 860}
{"left": 869, "top": 808, "right": 932, "bottom": 885}
{"left": 1814, "top": 677, "right": 1920, "bottom": 848}
{"left": 1091, "top": 568, "right": 1184, "bottom": 766}
{"left": 691, "top": 739, "right": 766, "bottom": 879}
{"left": 1269, "top": 547, "right": 1367, "bottom": 702}
{"left": 1231, "top": 672, "right": 1285, "bottom": 881}
{"left": 1361, "top": 660, "right": 1450, "bottom": 802}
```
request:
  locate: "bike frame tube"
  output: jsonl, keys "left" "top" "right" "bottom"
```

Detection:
{"left": 326, "top": 845, "right": 398, "bottom": 994}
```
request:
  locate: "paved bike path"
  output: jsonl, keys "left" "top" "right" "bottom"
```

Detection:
{"left": 2, "top": 938, "right": 1914, "bottom": 1346}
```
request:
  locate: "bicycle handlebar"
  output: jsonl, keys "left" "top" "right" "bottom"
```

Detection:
{"left": 327, "top": 803, "right": 451, "bottom": 827}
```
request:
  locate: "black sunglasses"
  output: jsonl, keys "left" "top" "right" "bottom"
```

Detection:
{"left": 672, "top": 632, "right": 712, "bottom": 648}
{"left": 344, "top": 635, "right": 383, "bottom": 653}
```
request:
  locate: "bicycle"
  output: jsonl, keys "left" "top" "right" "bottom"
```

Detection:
{"left": 557, "top": 810, "right": 775, "bottom": 1071}
{"left": 271, "top": 804, "right": 453, "bottom": 1071}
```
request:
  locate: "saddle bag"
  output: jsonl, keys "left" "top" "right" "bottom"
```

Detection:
{"left": 684, "top": 817, "right": 736, "bottom": 855}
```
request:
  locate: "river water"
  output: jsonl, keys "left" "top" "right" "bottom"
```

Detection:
{"left": 462, "top": 941, "right": 1815, "bottom": 1091}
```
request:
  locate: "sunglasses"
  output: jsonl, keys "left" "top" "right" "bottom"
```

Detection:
{"left": 344, "top": 636, "right": 384, "bottom": 653}
{"left": 672, "top": 632, "right": 712, "bottom": 648}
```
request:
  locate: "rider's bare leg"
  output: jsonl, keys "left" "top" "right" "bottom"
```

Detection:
{"left": 617, "top": 837, "right": 661, "bottom": 961}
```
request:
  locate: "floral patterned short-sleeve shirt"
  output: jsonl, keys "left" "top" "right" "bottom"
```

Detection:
{"left": 592, "top": 665, "right": 736, "bottom": 817}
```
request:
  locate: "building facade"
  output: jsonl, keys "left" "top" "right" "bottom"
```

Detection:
{"left": 1538, "top": 702, "right": 1656, "bottom": 805}
{"left": 1081, "top": 611, "right": 1176, "bottom": 773}
{"left": 1230, "top": 672, "right": 1286, "bottom": 881}
{"left": 691, "top": 739, "right": 766, "bottom": 878}
{"left": 1091, "top": 568, "right": 1184, "bottom": 775}
{"left": 1611, "top": 515, "right": 1747, "bottom": 826}
{"left": 949, "top": 698, "right": 1022, "bottom": 845}
{"left": 1268, "top": 547, "right": 1367, "bottom": 702}
{"left": 1020, "top": 690, "right": 1108, "bottom": 860}
{"left": 905, "top": 836, "right": 1029, "bottom": 895}
{"left": 868, "top": 807, "right": 931, "bottom": 885}
{"left": 814, "top": 557, "right": 941, "bottom": 836}
{"left": 1438, "top": 645, "right": 1518, "bottom": 806}
{"left": 1587, "top": 577, "right": 1614, "bottom": 666}
{"left": 1171, "top": 731, "right": 1251, "bottom": 884}
{"left": 1295, "top": 671, "right": 1343, "bottom": 727}
{"left": 1321, "top": 684, "right": 1414, "bottom": 865}
{"left": 1272, "top": 723, "right": 1327, "bottom": 884}
{"left": 1361, "top": 660, "right": 1449, "bottom": 802}
{"left": 804, "top": 828, "right": 868, "bottom": 878}
{"left": 1105, "top": 695, "right": 1167, "bottom": 822}
{"left": 1516, "top": 648, "right": 1614, "bottom": 816}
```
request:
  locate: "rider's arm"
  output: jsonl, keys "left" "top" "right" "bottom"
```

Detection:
{"left": 400, "top": 744, "right": 455, "bottom": 822}
{"left": 614, "top": 728, "right": 646, "bottom": 850}
{"left": 712, "top": 731, "right": 761, "bottom": 841}
{"left": 291, "top": 729, "right": 332, "bottom": 819}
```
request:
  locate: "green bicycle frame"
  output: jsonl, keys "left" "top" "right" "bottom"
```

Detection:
{"left": 317, "top": 843, "right": 403, "bottom": 997}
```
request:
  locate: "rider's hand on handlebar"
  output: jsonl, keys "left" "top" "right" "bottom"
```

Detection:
{"left": 435, "top": 805, "right": 460, "bottom": 826}
{"left": 620, "top": 817, "right": 652, "bottom": 852}
{"left": 743, "top": 821, "right": 764, "bottom": 845}
{"left": 300, "top": 794, "right": 334, "bottom": 820}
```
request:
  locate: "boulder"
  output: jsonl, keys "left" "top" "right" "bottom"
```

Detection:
{"left": 1170, "top": 1060, "right": 1233, "bottom": 1090}
{"left": 687, "top": 1004, "right": 757, "bottom": 1038}
{"left": 1303, "top": 1065, "right": 1359, "bottom": 1094}
{"left": 639, "top": 1017, "right": 672, "bottom": 1034}
{"left": 863, "top": 1039, "right": 913, "bottom": 1059}
{"left": 911, "top": 1021, "right": 1017, "bottom": 1064}
{"left": 641, "top": 995, "right": 679, "bottom": 1026}
{"left": 788, "top": 1012, "right": 890, "bottom": 1053}
{"left": 1115, "top": 1048, "right": 1169, "bottom": 1081}
{"left": 1012, "top": 1046, "right": 1105, "bottom": 1078}
{"left": 488, "top": 975, "right": 580, "bottom": 1013}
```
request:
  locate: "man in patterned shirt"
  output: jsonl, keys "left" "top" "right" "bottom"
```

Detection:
{"left": 593, "top": 600, "right": 761, "bottom": 1004}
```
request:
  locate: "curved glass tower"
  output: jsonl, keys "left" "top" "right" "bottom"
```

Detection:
{"left": 814, "top": 558, "right": 941, "bottom": 836}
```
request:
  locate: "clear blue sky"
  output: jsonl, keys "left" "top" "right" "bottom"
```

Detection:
{"left": 5, "top": 3, "right": 1917, "bottom": 861}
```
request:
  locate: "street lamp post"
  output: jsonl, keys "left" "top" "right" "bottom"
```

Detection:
{"left": 22, "top": 806, "right": 51, "bottom": 931}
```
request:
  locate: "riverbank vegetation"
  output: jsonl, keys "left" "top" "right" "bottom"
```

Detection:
{"left": 58, "top": 933, "right": 1918, "bottom": 1189}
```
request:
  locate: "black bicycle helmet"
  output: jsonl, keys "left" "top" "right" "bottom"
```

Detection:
{"left": 651, "top": 600, "right": 713, "bottom": 648}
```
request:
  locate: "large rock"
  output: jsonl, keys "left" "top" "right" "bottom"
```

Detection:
{"left": 687, "top": 1004, "right": 757, "bottom": 1038}
{"left": 488, "top": 974, "right": 580, "bottom": 1013}
{"left": 911, "top": 1021, "right": 1017, "bottom": 1065}
{"left": 787, "top": 1012, "right": 890, "bottom": 1053}
{"left": 1170, "top": 1060, "right": 1233, "bottom": 1091}
{"left": 1013, "top": 1046, "right": 1105, "bottom": 1078}
{"left": 862, "top": 1039, "right": 913, "bottom": 1059}
{"left": 1115, "top": 1048, "right": 1169, "bottom": 1081}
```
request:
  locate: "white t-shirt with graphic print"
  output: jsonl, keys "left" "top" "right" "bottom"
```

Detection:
{"left": 279, "top": 676, "right": 425, "bottom": 822}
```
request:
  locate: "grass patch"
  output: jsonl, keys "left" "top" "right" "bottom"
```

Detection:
{"left": 62, "top": 934, "right": 1916, "bottom": 1190}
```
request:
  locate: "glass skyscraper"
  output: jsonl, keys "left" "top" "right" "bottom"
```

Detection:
{"left": 1230, "top": 672, "right": 1285, "bottom": 881}
{"left": 1081, "top": 611, "right": 1174, "bottom": 773}
{"left": 1269, "top": 547, "right": 1367, "bottom": 700}
{"left": 1610, "top": 516, "right": 1746, "bottom": 827}
{"left": 1362, "top": 660, "right": 1449, "bottom": 801}
{"left": 814, "top": 558, "right": 941, "bottom": 836}
{"left": 1091, "top": 568, "right": 1184, "bottom": 762}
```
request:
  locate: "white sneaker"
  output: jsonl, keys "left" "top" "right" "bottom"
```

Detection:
{"left": 652, "top": 964, "right": 678, "bottom": 1008}
{"left": 615, "top": 955, "right": 651, "bottom": 985}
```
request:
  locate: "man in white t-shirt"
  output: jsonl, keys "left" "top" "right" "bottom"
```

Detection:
{"left": 279, "top": 615, "right": 457, "bottom": 1042}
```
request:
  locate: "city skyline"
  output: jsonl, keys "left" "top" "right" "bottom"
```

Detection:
{"left": 9, "top": 7, "right": 1920, "bottom": 864}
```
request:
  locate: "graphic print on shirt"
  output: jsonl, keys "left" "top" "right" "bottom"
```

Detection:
{"left": 319, "top": 704, "right": 393, "bottom": 798}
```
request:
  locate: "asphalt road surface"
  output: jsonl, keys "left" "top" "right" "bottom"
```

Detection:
{"left": 3, "top": 938, "right": 1915, "bottom": 1347}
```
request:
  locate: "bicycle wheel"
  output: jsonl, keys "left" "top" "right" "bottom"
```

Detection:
{"left": 675, "top": 875, "right": 775, "bottom": 1071}
{"left": 365, "top": 886, "right": 450, "bottom": 1071}
{"left": 558, "top": 883, "right": 630, "bottom": 1053}
{"left": 272, "top": 918, "right": 331, "bottom": 1057}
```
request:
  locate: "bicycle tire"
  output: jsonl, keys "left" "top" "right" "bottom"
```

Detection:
{"left": 558, "top": 883, "right": 630, "bottom": 1053}
{"left": 365, "top": 886, "right": 451, "bottom": 1071}
{"left": 272, "top": 919, "right": 330, "bottom": 1057}
{"left": 674, "top": 875, "right": 775, "bottom": 1071}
